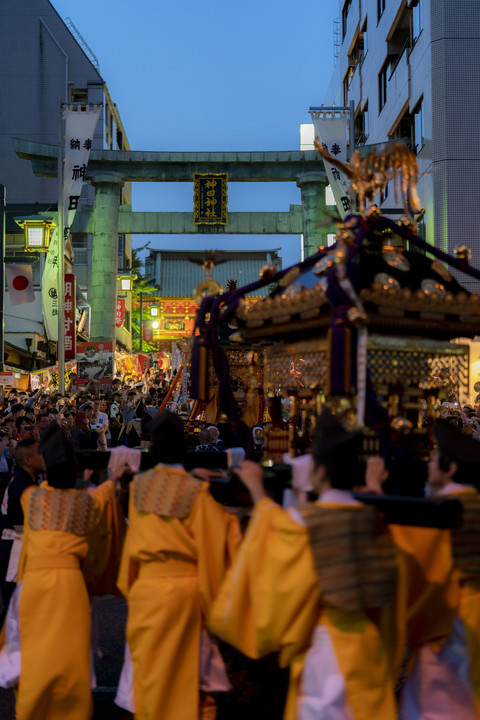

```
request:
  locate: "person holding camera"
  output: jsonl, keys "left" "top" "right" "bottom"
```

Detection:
{"left": 210, "top": 409, "right": 398, "bottom": 720}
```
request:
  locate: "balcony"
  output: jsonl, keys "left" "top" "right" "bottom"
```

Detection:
{"left": 383, "top": 47, "right": 409, "bottom": 126}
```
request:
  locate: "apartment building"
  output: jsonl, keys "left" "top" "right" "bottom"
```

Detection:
{"left": 0, "top": 0, "right": 133, "bottom": 369}
{"left": 324, "top": 0, "right": 480, "bottom": 289}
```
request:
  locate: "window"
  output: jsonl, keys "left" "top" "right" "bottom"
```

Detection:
{"left": 325, "top": 186, "right": 336, "bottom": 206}
{"left": 123, "top": 309, "right": 131, "bottom": 332}
{"left": 409, "top": 211, "right": 426, "bottom": 254}
{"left": 379, "top": 182, "right": 389, "bottom": 205}
{"left": 389, "top": 100, "right": 423, "bottom": 155}
{"left": 70, "top": 88, "right": 88, "bottom": 104}
{"left": 343, "top": 66, "right": 355, "bottom": 104}
{"left": 327, "top": 234, "right": 337, "bottom": 247}
{"left": 118, "top": 234, "right": 125, "bottom": 268}
{"left": 342, "top": 0, "right": 353, "bottom": 39}
{"left": 377, "top": 0, "right": 386, "bottom": 21}
{"left": 355, "top": 102, "right": 369, "bottom": 145}
{"left": 411, "top": 0, "right": 422, "bottom": 44}
{"left": 348, "top": 28, "right": 365, "bottom": 69}
{"left": 413, "top": 98, "right": 424, "bottom": 154}
{"left": 389, "top": 111, "right": 414, "bottom": 153}
{"left": 72, "top": 237, "right": 88, "bottom": 265}
{"left": 378, "top": 62, "right": 388, "bottom": 111}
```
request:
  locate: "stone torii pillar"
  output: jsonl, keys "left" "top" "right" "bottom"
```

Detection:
{"left": 90, "top": 173, "right": 124, "bottom": 344}
{"left": 297, "top": 173, "right": 329, "bottom": 258}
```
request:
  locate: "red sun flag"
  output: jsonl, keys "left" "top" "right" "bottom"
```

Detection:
{"left": 5, "top": 265, "right": 35, "bottom": 306}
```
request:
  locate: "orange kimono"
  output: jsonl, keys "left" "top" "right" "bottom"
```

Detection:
{"left": 117, "top": 464, "right": 241, "bottom": 720}
{"left": 210, "top": 492, "right": 398, "bottom": 720}
{"left": 15, "top": 479, "right": 119, "bottom": 720}
{"left": 391, "top": 484, "right": 480, "bottom": 719}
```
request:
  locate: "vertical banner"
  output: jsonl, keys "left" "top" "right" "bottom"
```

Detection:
{"left": 64, "top": 273, "right": 76, "bottom": 360}
{"left": 42, "top": 105, "right": 101, "bottom": 340}
{"left": 310, "top": 111, "right": 352, "bottom": 219}
{"left": 115, "top": 298, "right": 126, "bottom": 328}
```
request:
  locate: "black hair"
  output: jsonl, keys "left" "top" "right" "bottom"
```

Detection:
{"left": 310, "top": 432, "right": 363, "bottom": 491}
{"left": 437, "top": 452, "right": 480, "bottom": 488}
{"left": 14, "top": 438, "right": 38, "bottom": 468}
{"left": 46, "top": 461, "right": 77, "bottom": 489}
{"left": 150, "top": 412, "right": 187, "bottom": 465}
{"left": 15, "top": 415, "right": 28, "bottom": 430}
{"left": 11, "top": 404, "right": 24, "bottom": 414}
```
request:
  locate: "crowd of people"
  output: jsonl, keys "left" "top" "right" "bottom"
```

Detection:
{"left": 0, "top": 374, "right": 479, "bottom": 719}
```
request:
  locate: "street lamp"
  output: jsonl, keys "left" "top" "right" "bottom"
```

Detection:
{"left": 14, "top": 215, "right": 56, "bottom": 252}
{"left": 139, "top": 292, "right": 162, "bottom": 352}
{"left": 118, "top": 273, "right": 136, "bottom": 293}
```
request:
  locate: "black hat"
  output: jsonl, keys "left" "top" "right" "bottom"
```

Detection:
{"left": 149, "top": 411, "right": 187, "bottom": 465}
{"left": 311, "top": 408, "right": 362, "bottom": 466}
{"left": 38, "top": 422, "right": 77, "bottom": 488}
{"left": 434, "top": 418, "right": 480, "bottom": 465}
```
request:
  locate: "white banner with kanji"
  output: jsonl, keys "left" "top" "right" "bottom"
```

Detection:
{"left": 311, "top": 113, "right": 352, "bottom": 219}
{"left": 42, "top": 104, "right": 101, "bottom": 340}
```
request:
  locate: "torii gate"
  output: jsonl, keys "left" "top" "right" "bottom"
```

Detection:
{"left": 14, "top": 138, "right": 333, "bottom": 346}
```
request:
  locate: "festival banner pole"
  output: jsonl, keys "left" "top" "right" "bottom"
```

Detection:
{"left": 57, "top": 99, "right": 65, "bottom": 394}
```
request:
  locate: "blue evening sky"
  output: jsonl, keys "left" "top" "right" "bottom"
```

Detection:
{"left": 52, "top": 0, "right": 339, "bottom": 271}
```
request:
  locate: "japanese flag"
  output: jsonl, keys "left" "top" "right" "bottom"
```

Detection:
{"left": 5, "top": 265, "right": 35, "bottom": 306}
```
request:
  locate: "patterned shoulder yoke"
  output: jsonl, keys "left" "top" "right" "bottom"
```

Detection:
{"left": 451, "top": 493, "right": 480, "bottom": 579}
{"left": 299, "top": 503, "right": 397, "bottom": 611}
{"left": 133, "top": 467, "right": 203, "bottom": 519}
{"left": 28, "top": 487, "right": 96, "bottom": 536}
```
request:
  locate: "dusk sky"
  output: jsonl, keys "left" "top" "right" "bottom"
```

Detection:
{"left": 52, "top": 0, "right": 339, "bottom": 270}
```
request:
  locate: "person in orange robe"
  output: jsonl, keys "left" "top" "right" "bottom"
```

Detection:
{"left": 5, "top": 423, "right": 126, "bottom": 720}
{"left": 116, "top": 411, "right": 241, "bottom": 720}
{"left": 210, "top": 409, "right": 399, "bottom": 720}
{"left": 389, "top": 419, "right": 480, "bottom": 719}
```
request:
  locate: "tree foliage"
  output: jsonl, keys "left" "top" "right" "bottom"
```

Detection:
{"left": 131, "top": 246, "right": 160, "bottom": 353}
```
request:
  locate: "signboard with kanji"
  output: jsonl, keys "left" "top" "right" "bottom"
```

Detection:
{"left": 193, "top": 173, "right": 228, "bottom": 225}
{"left": 115, "top": 298, "right": 126, "bottom": 328}
{"left": 64, "top": 273, "right": 76, "bottom": 360}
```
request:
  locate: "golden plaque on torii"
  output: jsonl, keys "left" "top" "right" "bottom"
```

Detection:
{"left": 193, "top": 173, "right": 228, "bottom": 225}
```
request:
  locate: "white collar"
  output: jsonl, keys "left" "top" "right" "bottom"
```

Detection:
{"left": 439, "top": 481, "right": 476, "bottom": 496}
{"left": 318, "top": 488, "right": 362, "bottom": 506}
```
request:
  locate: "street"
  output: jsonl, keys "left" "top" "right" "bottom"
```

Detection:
{"left": 0, "top": 596, "right": 130, "bottom": 720}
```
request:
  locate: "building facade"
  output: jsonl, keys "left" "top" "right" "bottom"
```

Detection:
{"left": 0, "top": 0, "right": 133, "bottom": 375}
{"left": 324, "top": 0, "right": 480, "bottom": 289}
{"left": 144, "top": 249, "right": 282, "bottom": 350}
